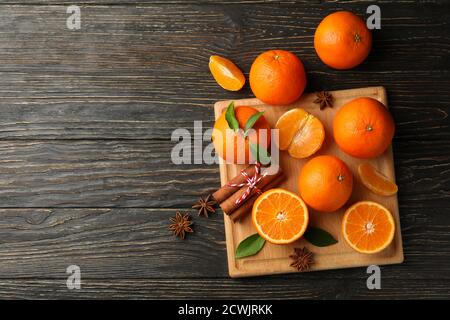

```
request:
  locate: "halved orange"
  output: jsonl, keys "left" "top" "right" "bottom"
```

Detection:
{"left": 358, "top": 163, "right": 398, "bottom": 196}
{"left": 252, "top": 188, "right": 309, "bottom": 244}
{"left": 209, "top": 55, "right": 245, "bottom": 91}
{"left": 342, "top": 201, "right": 395, "bottom": 254}
{"left": 275, "top": 108, "right": 325, "bottom": 158}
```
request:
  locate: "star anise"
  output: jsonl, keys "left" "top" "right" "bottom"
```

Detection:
{"left": 314, "top": 91, "right": 333, "bottom": 110}
{"left": 192, "top": 194, "right": 217, "bottom": 217}
{"left": 169, "top": 212, "right": 193, "bottom": 239}
{"left": 289, "top": 247, "right": 314, "bottom": 272}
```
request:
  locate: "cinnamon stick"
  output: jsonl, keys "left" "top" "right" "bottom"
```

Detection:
{"left": 220, "top": 167, "right": 283, "bottom": 215}
{"left": 212, "top": 164, "right": 257, "bottom": 203}
{"left": 230, "top": 173, "right": 286, "bottom": 222}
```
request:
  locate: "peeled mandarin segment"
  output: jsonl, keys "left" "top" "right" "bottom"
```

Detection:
{"left": 342, "top": 201, "right": 395, "bottom": 254}
{"left": 275, "top": 108, "right": 325, "bottom": 158}
{"left": 209, "top": 55, "right": 245, "bottom": 91}
{"left": 288, "top": 115, "right": 325, "bottom": 158}
{"left": 252, "top": 188, "right": 309, "bottom": 244}
{"left": 358, "top": 162, "right": 398, "bottom": 196}
{"left": 275, "top": 108, "right": 309, "bottom": 150}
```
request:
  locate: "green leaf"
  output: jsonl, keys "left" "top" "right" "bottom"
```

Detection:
{"left": 304, "top": 226, "right": 338, "bottom": 247}
{"left": 235, "top": 233, "right": 266, "bottom": 259}
{"left": 225, "top": 101, "right": 239, "bottom": 132}
{"left": 244, "top": 111, "right": 264, "bottom": 137}
{"left": 249, "top": 142, "right": 271, "bottom": 165}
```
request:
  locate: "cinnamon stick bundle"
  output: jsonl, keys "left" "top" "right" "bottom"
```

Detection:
{"left": 230, "top": 172, "right": 285, "bottom": 222}
{"left": 212, "top": 164, "right": 284, "bottom": 221}
{"left": 212, "top": 165, "right": 257, "bottom": 203}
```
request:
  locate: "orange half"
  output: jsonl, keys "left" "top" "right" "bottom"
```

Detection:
{"left": 275, "top": 108, "right": 325, "bottom": 158}
{"left": 252, "top": 188, "right": 309, "bottom": 244}
{"left": 358, "top": 163, "right": 398, "bottom": 196}
{"left": 209, "top": 55, "right": 245, "bottom": 91}
{"left": 342, "top": 201, "right": 395, "bottom": 254}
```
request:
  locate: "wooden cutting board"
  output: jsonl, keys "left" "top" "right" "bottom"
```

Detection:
{"left": 214, "top": 86, "right": 404, "bottom": 278}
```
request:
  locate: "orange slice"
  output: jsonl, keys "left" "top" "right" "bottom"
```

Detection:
{"left": 275, "top": 108, "right": 325, "bottom": 158}
{"left": 358, "top": 162, "right": 398, "bottom": 196}
{"left": 209, "top": 55, "right": 245, "bottom": 91}
{"left": 342, "top": 201, "right": 395, "bottom": 254}
{"left": 252, "top": 188, "right": 309, "bottom": 244}
{"left": 358, "top": 163, "right": 398, "bottom": 196}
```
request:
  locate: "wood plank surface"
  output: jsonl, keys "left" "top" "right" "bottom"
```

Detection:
{"left": 0, "top": 140, "right": 445, "bottom": 209}
{"left": 0, "top": 278, "right": 449, "bottom": 300}
{"left": 0, "top": 207, "right": 448, "bottom": 279}
{"left": 0, "top": 4, "right": 446, "bottom": 140}
{"left": 0, "top": 1, "right": 448, "bottom": 298}
{"left": 0, "top": 140, "right": 220, "bottom": 207}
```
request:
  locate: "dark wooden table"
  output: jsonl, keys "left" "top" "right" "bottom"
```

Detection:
{"left": 0, "top": 0, "right": 448, "bottom": 299}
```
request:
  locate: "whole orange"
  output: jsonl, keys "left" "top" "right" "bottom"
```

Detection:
{"left": 249, "top": 50, "right": 306, "bottom": 106}
{"left": 314, "top": 11, "right": 372, "bottom": 70}
{"left": 212, "top": 106, "right": 271, "bottom": 164}
{"left": 333, "top": 97, "right": 395, "bottom": 159}
{"left": 298, "top": 155, "right": 353, "bottom": 212}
